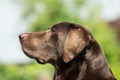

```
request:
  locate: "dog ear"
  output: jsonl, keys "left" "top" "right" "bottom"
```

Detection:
{"left": 63, "top": 24, "right": 91, "bottom": 63}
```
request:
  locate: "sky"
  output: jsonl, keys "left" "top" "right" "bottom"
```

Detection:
{"left": 0, "top": 0, "right": 120, "bottom": 64}
{"left": 100, "top": 0, "right": 120, "bottom": 20}
{"left": 0, "top": 0, "right": 30, "bottom": 64}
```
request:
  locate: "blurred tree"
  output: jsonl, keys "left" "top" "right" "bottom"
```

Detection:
{"left": 15, "top": 0, "right": 87, "bottom": 32}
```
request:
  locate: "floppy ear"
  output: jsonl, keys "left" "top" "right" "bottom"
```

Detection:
{"left": 63, "top": 24, "right": 91, "bottom": 63}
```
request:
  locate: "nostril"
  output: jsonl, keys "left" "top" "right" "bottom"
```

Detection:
{"left": 19, "top": 33, "right": 29, "bottom": 40}
{"left": 19, "top": 34, "right": 23, "bottom": 39}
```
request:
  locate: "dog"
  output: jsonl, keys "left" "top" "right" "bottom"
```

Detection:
{"left": 19, "top": 22, "right": 116, "bottom": 80}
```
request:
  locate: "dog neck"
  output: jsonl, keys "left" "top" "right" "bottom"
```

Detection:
{"left": 52, "top": 41, "right": 116, "bottom": 80}
{"left": 53, "top": 48, "right": 86, "bottom": 80}
{"left": 54, "top": 59, "right": 81, "bottom": 80}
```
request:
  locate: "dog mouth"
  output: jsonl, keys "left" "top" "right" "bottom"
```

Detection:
{"left": 19, "top": 41, "right": 47, "bottom": 64}
{"left": 22, "top": 49, "right": 47, "bottom": 64}
{"left": 22, "top": 48, "right": 47, "bottom": 64}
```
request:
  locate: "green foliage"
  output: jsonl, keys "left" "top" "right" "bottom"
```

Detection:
{"left": 111, "top": 64, "right": 120, "bottom": 80}
{"left": 15, "top": 0, "right": 87, "bottom": 32}
{"left": 0, "top": 62, "right": 54, "bottom": 80}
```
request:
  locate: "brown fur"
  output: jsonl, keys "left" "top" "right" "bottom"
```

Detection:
{"left": 19, "top": 22, "right": 116, "bottom": 80}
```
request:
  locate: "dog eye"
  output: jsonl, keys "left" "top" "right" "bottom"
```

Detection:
{"left": 51, "top": 27, "right": 56, "bottom": 33}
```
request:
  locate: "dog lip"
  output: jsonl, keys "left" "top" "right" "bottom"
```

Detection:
{"left": 36, "top": 58, "right": 46, "bottom": 64}
{"left": 22, "top": 49, "right": 34, "bottom": 59}
{"left": 38, "top": 59, "right": 46, "bottom": 62}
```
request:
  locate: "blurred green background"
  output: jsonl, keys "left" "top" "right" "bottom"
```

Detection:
{"left": 0, "top": 0, "right": 120, "bottom": 80}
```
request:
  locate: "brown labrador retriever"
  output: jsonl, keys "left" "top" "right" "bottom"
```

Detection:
{"left": 19, "top": 22, "right": 116, "bottom": 80}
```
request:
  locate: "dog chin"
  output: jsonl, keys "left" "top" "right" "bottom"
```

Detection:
{"left": 22, "top": 49, "right": 35, "bottom": 59}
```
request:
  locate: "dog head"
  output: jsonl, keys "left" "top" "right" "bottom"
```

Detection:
{"left": 19, "top": 22, "right": 91, "bottom": 64}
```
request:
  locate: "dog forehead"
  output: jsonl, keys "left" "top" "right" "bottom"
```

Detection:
{"left": 51, "top": 22, "right": 71, "bottom": 33}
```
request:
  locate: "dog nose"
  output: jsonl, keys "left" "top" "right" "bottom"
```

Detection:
{"left": 19, "top": 33, "right": 29, "bottom": 40}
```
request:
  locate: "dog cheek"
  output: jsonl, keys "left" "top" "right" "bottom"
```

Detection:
{"left": 51, "top": 34, "right": 58, "bottom": 46}
{"left": 46, "top": 48, "right": 58, "bottom": 61}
